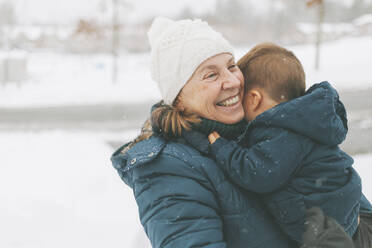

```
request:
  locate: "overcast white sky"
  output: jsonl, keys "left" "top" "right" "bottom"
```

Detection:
{"left": 9, "top": 0, "right": 215, "bottom": 25}
{"left": 4, "top": 0, "right": 366, "bottom": 25}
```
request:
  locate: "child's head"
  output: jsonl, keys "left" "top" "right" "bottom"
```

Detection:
{"left": 237, "top": 43, "right": 306, "bottom": 121}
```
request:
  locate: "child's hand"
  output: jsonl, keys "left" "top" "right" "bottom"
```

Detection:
{"left": 208, "top": 131, "right": 220, "bottom": 144}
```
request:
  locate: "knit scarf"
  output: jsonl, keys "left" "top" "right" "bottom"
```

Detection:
{"left": 192, "top": 117, "right": 247, "bottom": 140}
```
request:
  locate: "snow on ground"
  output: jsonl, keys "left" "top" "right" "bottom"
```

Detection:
{"left": 0, "top": 35, "right": 371, "bottom": 108}
{"left": 292, "top": 36, "right": 372, "bottom": 90}
{"left": 0, "top": 52, "right": 162, "bottom": 108}
{"left": 1, "top": 130, "right": 372, "bottom": 248}
{"left": 236, "top": 35, "right": 372, "bottom": 91}
{"left": 0, "top": 130, "right": 150, "bottom": 248}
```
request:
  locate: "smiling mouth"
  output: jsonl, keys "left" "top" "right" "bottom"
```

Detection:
{"left": 216, "top": 94, "right": 240, "bottom": 107}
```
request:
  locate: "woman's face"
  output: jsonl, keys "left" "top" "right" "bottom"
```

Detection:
{"left": 178, "top": 53, "right": 244, "bottom": 124}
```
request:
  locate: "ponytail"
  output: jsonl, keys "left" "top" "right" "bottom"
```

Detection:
{"left": 151, "top": 100, "right": 200, "bottom": 139}
{"left": 121, "top": 100, "right": 200, "bottom": 155}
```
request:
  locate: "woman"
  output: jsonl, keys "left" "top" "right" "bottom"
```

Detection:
{"left": 111, "top": 17, "right": 371, "bottom": 247}
{"left": 112, "top": 17, "right": 293, "bottom": 248}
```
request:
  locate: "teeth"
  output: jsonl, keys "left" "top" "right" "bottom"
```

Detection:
{"left": 218, "top": 95, "right": 239, "bottom": 107}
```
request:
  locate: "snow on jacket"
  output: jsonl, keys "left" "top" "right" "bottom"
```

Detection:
{"left": 111, "top": 130, "right": 297, "bottom": 248}
{"left": 207, "top": 82, "right": 361, "bottom": 243}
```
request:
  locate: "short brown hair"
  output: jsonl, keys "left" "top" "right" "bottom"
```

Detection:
{"left": 237, "top": 43, "right": 306, "bottom": 102}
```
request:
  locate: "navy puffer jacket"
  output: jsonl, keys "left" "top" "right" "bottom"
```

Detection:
{"left": 111, "top": 132, "right": 296, "bottom": 247}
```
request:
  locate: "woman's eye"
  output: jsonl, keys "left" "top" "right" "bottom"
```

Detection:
{"left": 205, "top": 73, "right": 217, "bottom": 79}
{"left": 228, "top": 64, "right": 237, "bottom": 70}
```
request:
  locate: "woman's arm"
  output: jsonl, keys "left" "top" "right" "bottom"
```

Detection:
{"left": 132, "top": 155, "right": 227, "bottom": 248}
{"left": 209, "top": 128, "right": 313, "bottom": 193}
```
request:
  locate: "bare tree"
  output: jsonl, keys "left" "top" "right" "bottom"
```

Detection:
{"left": 112, "top": 0, "right": 119, "bottom": 84}
{"left": 307, "top": 0, "right": 324, "bottom": 70}
{"left": 111, "top": 0, "right": 132, "bottom": 84}
{"left": 0, "top": 1, "right": 15, "bottom": 50}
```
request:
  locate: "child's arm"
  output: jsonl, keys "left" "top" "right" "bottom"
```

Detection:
{"left": 209, "top": 128, "right": 313, "bottom": 193}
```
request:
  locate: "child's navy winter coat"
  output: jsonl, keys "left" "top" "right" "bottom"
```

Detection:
{"left": 209, "top": 82, "right": 362, "bottom": 243}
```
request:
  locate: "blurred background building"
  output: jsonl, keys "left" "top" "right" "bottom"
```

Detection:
{"left": 1, "top": 0, "right": 372, "bottom": 53}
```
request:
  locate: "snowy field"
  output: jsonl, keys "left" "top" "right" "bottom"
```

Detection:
{"left": 0, "top": 35, "right": 371, "bottom": 108}
{"left": 0, "top": 52, "right": 162, "bottom": 107}
{"left": 0, "top": 130, "right": 151, "bottom": 248}
{"left": 0, "top": 130, "right": 371, "bottom": 248}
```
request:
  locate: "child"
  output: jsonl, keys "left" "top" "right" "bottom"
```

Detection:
{"left": 206, "top": 43, "right": 363, "bottom": 244}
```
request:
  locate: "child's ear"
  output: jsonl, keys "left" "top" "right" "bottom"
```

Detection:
{"left": 247, "top": 89, "right": 263, "bottom": 111}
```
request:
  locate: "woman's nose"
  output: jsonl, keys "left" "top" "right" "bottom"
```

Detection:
{"left": 221, "top": 70, "right": 241, "bottom": 90}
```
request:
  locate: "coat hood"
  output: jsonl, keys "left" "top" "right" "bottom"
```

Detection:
{"left": 251, "top": 81, "right": 348, "bottom": 146}
{"left": 111, "top": 135, "right": 166, "bottom": 188}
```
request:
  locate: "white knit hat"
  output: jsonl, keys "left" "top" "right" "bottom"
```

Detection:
{"left": 148, "top": 17, "right": 234, "bottom": 105}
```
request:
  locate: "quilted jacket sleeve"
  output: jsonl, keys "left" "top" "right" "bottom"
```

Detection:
{"left": 210, "top": 128, "right": 313, "bottom": 193}
{"left": 132, "top": 155, "right": 227, "bottom": 248}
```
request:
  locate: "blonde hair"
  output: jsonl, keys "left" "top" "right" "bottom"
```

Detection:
{"left": 121, "top": 99, "right": 201, "bottom": 155}
{"left": 150, "top": 99, "right": 201, "bottom": 139}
